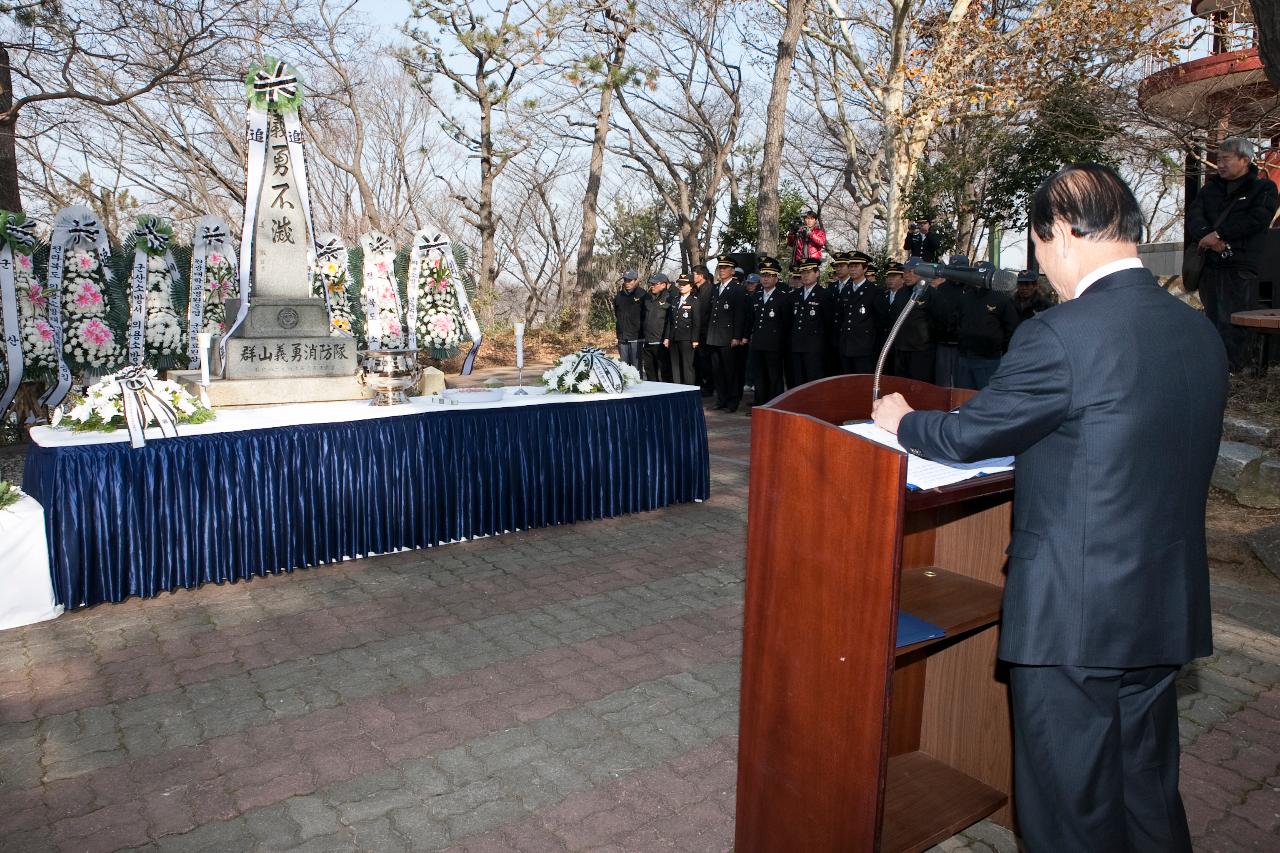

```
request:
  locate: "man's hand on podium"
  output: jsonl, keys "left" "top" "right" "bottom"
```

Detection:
{"left": 872, "top": 392, "right": 914, "bottom": 435}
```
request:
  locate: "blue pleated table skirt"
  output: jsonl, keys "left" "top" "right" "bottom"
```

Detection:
{"left": 23, "top": 389, "right": 710, "bottom": 609}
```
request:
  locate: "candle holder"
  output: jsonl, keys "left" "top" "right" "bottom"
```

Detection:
{"left": 514, "top": 322, "right": 529, "bottom": 395}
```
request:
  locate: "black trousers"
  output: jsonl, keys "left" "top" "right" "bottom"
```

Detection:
{"left": 789, "top": 350, "right": 825, "bottom": 387}
{"left": 707, "top": 344, "right": 743, "bottom": 408}
{"left": 839, "top": 354, "right": 876, "bottom": 375}
{"left": 642, "top": 343, "right": 672, "bottom": 382}
{"left": 749, "top": 349, "right": 786, "bottom": 405}
{"left": 694, "top": 340, "right": 712, "bottom": 394}
{"left": 1010, "top": 664, "right": 1191, "bottom": 853}
{"left": 1199, "top": 266, "right": 1256, "bottom": 371}
{"left": 893, "top": 348, "right": 934, "bottom": 383}
{"left": 670, "top": 341, "right": 696, "bottom": 385}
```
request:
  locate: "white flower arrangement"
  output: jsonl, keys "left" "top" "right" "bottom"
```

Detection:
{"left": 144, "top": 255, "right": 186, "bottom": 360}
{"left": 414, "top": 255, "right": 464, "bottom": 356}
{"left": 53, "top": 368, "right": 214, "bottom": 433}
{"left": 542, "top": 348, "right": 642, "bottom": 394}
{"left": 312, "top": 257, "right": 356, "bottom": 336}
{"left": 15, "top": 254, "right": 56, "bottom": 369}
{"left": 61, "top": 248, "right": 121, "bottom": 371}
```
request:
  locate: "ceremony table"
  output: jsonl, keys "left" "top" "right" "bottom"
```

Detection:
{"left": 23, "top": 383, "right": 710, "bottom": 609}
{"left": 0, "top": 494, "right": 64, "bottom": 629}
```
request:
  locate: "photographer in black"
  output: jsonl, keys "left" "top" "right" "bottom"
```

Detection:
{"left": 903, "top": 218, "right": 940, "bottom": 262}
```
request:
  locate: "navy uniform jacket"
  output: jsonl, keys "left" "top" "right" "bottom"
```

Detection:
{"left": 789, "top": 285, "right": 834, "bottom": 353}
{"left": 665, "top": 293, "right": 702, "bottom": 342}
{"left": 705, "top": 280, "right": 751, "bottom": 346}
{"left": 748, "top": 288, "right": 792, "bottom": 352}
{"left": 898, "top": 267, "right": 1227, "bottom": 667}
{"left": 885, "top": 286, "right": 931, "bottom": 352}
{"left": 836, "top": 279, "right": 890, "bottom": 358}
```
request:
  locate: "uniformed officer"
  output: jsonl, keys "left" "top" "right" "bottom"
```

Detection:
{"left": 691, "top": 263, "right": 715, "bottom": 396}
{"left": 825, "top": 251, "right": 854, "bottom": 374}
{"left": 705, "top": 256, "right": 751, "bottom": 411}
{"left": 612, "top": 269, "right": 647, "bottom": 369}
{"left": 955, "top": 265, "right": 1020, "bottom": 390}
{"left": 747, "top": 255, "right": 791, "bottom": 406}
{"left": 886, "top": 258, "right": 934, "bottom": 382}
{"left": 787, "top": 257, "right": 833, "bottom": 387}
{"left": 641, "top": 272, "right": 673, "bottom": 382}
{"left": 832, "top": 250, "right": 888, "bottom": 375}
{"left": 1013, "top": 269, "right": 1053, "bottom": 324}
{"left": 664, "top": 273, "right": 702, "bottom": 385}
{"left": 928, "top": 254, "right": 969, "bottom": 388}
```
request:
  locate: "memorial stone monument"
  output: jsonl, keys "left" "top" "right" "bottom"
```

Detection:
{"left": 175, "top": 60, "right": 364, "bottom": 405}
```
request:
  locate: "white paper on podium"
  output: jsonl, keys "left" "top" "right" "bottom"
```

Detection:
{"left": 841, "top": 421, "right": 1013, "bottom": 490}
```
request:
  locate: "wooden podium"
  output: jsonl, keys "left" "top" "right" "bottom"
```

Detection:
{"left": 735, "top": 374, "right": 1015, "bottom": 852}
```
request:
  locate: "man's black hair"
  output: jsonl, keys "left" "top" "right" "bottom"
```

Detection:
{"left": 1030, "top": 163, "right": 1145, "bottom": 244}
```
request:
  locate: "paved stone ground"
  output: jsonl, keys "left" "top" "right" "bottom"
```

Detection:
{"left": 1, "top": 400, "right": 1278, "bottom": 852}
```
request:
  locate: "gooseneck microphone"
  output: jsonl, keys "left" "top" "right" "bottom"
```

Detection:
{"left": 872, "top": 281, "right": 930, "bottom": 403}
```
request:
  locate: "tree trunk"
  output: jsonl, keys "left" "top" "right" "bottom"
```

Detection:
{"left": 1253, "top": 0, "right": 1280, "bottom": 88}
{"left": 571, "top": 36, "right": 629, "bottom": 335}
{"left": 477, "top": 70, "right": 498, "bottom": 327}
{"left": 0, "top": 47, "right": 19, "bottom": 213}
{"left": 756, "top": 0, "right": 808, "bottom": 256}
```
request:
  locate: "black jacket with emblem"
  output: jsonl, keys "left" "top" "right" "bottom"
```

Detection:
{"left": 642, "top": 289, "right": 672, "bottom": 343}
{"left": 748, "top": 287, "right": 792, "bottom": 352}
{"left": 789, "top": 284, "right": 835, "bottom": 353}
{"left": 836, "top": 278, "right": 890, "bottom": 358}
{"left": 885, "top": 286, "right": 932, "bottom": 352}
{"left": 665, "top": 292, "right": 703, "bottom": 342}
{"left": 705, "top": 280, "right": 751, "bottom": 346}
{"left": 613, "top": 286, "right": 649, "bottom": 340}
{"left": 958, "top": 286, "right": 1020, "bottom": 358}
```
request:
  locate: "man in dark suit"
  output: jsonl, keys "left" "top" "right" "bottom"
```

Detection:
{"left": 705, "top": 256, "right": 750, "bottom": 411}
{"left": 873, "top": 163, "right": 1227, "bottom": 852}
{"left": 787, "top": 258, "right": 833, "bottom": 386}
{"left": 746, "top": 255, "right": 791, "bottom": 406}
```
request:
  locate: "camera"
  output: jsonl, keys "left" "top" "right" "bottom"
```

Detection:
{"left": 788, "top": 218, "right": 801, "bottom": 232}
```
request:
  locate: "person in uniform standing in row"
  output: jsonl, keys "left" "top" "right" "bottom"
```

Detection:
{"left": 641, "top": 272, "right": 673, "bottom": 382}
{"left": 705, "top": 256, "right": 751, "bottom": 411}
{"left": 928, "top": 255, "right": 968, "bottom": 388}
{"left": 691, "top": 263, "right": 715, "bottom": 396}
{"left": 886, "top": 258, "right": 934, "bottom": 381}
{"left": 825, "top": 251, "right": 855, "bottom": 375}
{"left": 664, "top": 273, "right": 702, "bottom": 386}
{"left": 612, "top": 269, "right": 647, "bottom": 370}
{"left": 747, "top": 256, "right": 791, "bottom": 406}
{"left": 953, "top": 262, "right": 1020, "bottom": 390}
{"left": 788, "top": 257, "right": 833, "bottom": 387}
{"left": 1013, "top": 270, "right": 1053, "bottom": 323}
{"left": 833, "top": 250, "right": 887, "bottom": 375}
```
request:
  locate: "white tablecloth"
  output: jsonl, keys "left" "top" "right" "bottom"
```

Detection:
{"left": 30, "top": 382, "right": 695, "bottom": 448}
{"left": 0, "top": 495, "right": 63, "bottom": 631}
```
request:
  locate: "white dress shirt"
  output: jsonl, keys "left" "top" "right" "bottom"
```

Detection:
{"left": 1075, "top": 257, "right": 1144, "bottom": 298}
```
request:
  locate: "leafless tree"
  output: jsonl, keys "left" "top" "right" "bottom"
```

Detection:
{"left": 756, "top": 0, "right": 809, "bottom": 256}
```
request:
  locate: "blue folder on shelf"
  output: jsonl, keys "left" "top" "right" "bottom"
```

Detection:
{"left": 896, "top": 611, "right": 946, "bottom": 648}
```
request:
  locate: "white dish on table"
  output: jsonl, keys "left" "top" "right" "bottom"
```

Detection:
{"left": 441, "top": 387, "right": 505, "bottom": 403}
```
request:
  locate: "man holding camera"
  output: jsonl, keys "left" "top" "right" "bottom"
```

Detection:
{"left": 904, "top": 218, "right": 940, "bottom": 263}
{"left": 786, "top": 209, "right": 827, "bottom": 269}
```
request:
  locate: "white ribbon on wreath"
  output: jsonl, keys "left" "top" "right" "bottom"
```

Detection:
{"left": 360, "top": 231, "right": 401, "bottom": 350}
{"left": 128, "top": 215, "right": 182, "bottom": 367}
{"left": 221, "top": 58, "right": 319, "bottom": 376}
{"left": 419, "top": 228, "right": 484, "bottom": 373}
{"left": 187, "top": 216, "right": 236, "bottom": 364}
{"left": 42, "top": 205, "right": 110, "bottom": 409}
{"left": 115, "top": 365, "right": 180, "bottom": 449}
{"left": 0, "top": 216, "right": 35, "bottom": 419}
{"left": 568, "top": 346, "right": 626, "bottom": 394}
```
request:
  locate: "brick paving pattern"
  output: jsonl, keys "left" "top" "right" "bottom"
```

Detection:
{"left": 1, "top": 404, "right": 1277, "bottom": 851}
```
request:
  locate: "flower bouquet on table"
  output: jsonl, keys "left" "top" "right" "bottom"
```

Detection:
{"left": 542, "top": 347, "right": 642, "bottom": 395}
{"left": 53, "top": 368, "right": 214, "bottom": 434}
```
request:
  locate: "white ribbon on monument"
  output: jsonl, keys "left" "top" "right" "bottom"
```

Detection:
{"left": 42, "top": 206, "right": 111, "bottom": 409}
{"left": 220, "top": 59, "right": 318, "bottom": 376}
{"left": 0, "top": 217, "right": 36, "bottom": 418}
{"left": 420, "top": 229, "right": 484, "bottom": 373}
{"left": 187, "top": 216, "right": 236, "bottom": 364}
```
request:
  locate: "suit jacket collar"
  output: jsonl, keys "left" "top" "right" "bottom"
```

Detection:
{"left": 1077, "top": 266, "right": 1157, "bottom": 299}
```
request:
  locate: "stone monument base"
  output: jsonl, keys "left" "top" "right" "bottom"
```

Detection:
{"left": 170, "top": 367, "right": 447, "bottom": 409}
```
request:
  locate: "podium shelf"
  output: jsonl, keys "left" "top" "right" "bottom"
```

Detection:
{"left": 881, "top": 751, "right": 1007, "bottom": 853}
{"left": 896, "top": 568, "right": 1003, "bottom": 658}
{"left": 904, "top": 471, "right": 1014, "bottom": 511}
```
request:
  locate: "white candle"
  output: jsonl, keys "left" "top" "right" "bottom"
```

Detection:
{"left": 514, "top": 322, "right": 525, "bottom": 369}
{"left": 197, "top": 333, "right": 212, "bottom": 386}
